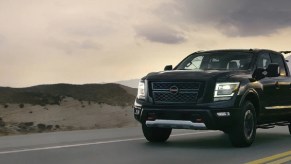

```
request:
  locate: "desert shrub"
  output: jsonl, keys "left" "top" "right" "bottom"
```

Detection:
{"left": 0, "top": 122, "right": 5, "bottom": 127}
{"left": 46, "top": 125, "right": 53, "bottom": 130}
{"left": 55, "top": 125, "right": 60, "bottom": 129}
{"left": 37, "top": 124, "right": 46, "bottom": 130}
{"left": 24, "top": 122, "right": 34, "bottom": 127}
{"left": 17, "top": 123, "right": 27, "bottom": 130}
{"left": 4, "top": 104, "right": 8, "bottom": 108}
{"left": 19, "top": 104, "right": 24, "bottom": 108}
{"left": 79, "top": 100, "right": 83, "bottom": 104}
{"left": 0, "top": 118, "right": 5, "bottom": 127}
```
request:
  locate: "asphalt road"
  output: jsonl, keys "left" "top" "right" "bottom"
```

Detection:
{"left": 0, "top": 126, "right": 290, "bottom": 164}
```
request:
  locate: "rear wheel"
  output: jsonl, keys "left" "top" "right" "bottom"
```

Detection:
{"left": 229, "top": 101, "right": 256, "bottom": 147}
{"left": 142, "top": 123, "right": 172, "bottom": 142}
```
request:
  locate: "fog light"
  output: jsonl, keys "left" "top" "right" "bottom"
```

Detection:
{"left": 147, "top": 113, "right": 157, "bottom": 121}
{"left": 134, "top": 109, "right": 140, "bottom": 115}
{"left": 217, "top": 112, "right": 230, "bottom": 117}
{"left": 195, "top": 118, "right": 203, "bottom": 123}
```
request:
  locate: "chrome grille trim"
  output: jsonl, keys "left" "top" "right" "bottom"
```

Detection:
{"left": 151, "top": 82, "right": 201, "bottom": 104}
{"left": 152, "top": 82, "right": 200, "bottom": 90}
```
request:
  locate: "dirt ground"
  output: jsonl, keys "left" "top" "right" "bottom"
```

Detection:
{"left": 0, "top": 97, "right": 138, "bottom": 136}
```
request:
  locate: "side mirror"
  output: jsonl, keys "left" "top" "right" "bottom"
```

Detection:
{"left": 164, "top": 65, "right": 173, "bottom": 71}
{"left": 252, "top": 68, "right": 266, "bottom": 80}
{"left": 266, "top": 63, "right": 280, "bottom": 77}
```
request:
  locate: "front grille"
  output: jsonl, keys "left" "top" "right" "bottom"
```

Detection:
{"left": 151, "top": 82, "right": 201, "bottom": 104}
{"left": 152, "top": 82, "right": 200, "bottom": 90}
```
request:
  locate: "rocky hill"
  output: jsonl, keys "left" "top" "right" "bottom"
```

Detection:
{"left": 0, "top": 83, "right": 137, "bottom": 107}
{"left": 0, "top": 83, "right": 138, "bottom": 136}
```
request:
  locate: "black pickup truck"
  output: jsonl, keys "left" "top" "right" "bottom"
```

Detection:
{"left": 133, "top": 49, "right": 291, "bottom": 147}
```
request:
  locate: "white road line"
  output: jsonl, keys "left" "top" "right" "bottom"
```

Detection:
{"left": 0, "top": 131, "right": 217, "bottom": 155}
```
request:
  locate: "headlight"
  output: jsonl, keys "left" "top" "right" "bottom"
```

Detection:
{"left": 214, "top": 82, "right": 240, "bottom": 101}
{"left": 137, "top": 81, "right": 145, "bottom": 99}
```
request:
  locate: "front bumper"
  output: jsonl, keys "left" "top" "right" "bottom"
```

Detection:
{"left": 146, "top": 119, "right": 207, "bottom": 130}
{"left": 133, "top": 104, "right": 238, "bottom": 130}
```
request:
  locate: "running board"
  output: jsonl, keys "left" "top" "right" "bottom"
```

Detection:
{"left": 257, "top": 121, "right": 290, "bottom": 129}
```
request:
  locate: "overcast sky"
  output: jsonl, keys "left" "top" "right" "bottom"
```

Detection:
{"left": 1, "top": 0, "right": 291, "bottom": 87}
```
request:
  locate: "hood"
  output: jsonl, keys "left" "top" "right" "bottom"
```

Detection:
{"left": 145, "top": 70, "right": 251, "bottom": 81}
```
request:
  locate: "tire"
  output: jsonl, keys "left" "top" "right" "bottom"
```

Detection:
{"left": 288, "top": 122, "right": 291, "bottom": 135}
{"left": 142, "top": 123, "right": 172, "bottom": 142}
{"left": 229, "top": 101, "right": 257, "bottom": 147}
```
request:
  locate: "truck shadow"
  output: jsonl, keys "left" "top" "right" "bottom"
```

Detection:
{"left": 253, "top": 132, "right": 290, "bottom": 147}
{"left": 143, "top": 132, "right": 290, "bottom": 149}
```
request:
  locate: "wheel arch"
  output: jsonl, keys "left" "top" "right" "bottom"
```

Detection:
{"left": 239, "top": 89, "right": 261, "bottom": 118}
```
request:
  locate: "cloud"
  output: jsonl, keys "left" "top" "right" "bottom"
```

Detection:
{"left": 47, "top": 39, "right": 101, "bottom": 54}
{"left": 135, "top": 24, "right": 186, "bottom": 44}
{"left": 0, "top": 34, "right": 6, "bottom": 46}
{"left": 154, "top": 0, "right": 291, "bottom": 37}
{"left": 63, "top": 19, "right": 117, "bottom": 37}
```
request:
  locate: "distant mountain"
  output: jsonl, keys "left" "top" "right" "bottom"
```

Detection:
{"left": 0, "top": 83, "right": 137, "bottom": 106}
{"left": 115, "top": 79, "right": 140, "bottom": 88}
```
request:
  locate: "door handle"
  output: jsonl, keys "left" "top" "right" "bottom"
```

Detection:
{"left": 275, "top": 81, "right": 280, "bottom": 89}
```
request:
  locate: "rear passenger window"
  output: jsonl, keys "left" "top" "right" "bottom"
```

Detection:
{"left": 256, "top": 53, "right": 271, "bottom": 69}
{"left": 270, "top": 53, "right": 287, "bottom": 76}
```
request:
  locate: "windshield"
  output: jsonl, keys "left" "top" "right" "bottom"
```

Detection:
{"left": 176, "top": 52, "right": 253, "bottom": 71}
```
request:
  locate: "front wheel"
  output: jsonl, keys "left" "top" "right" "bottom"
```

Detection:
{"left": 229, "top": 101, "right": 257, "bottom": 147}
{"left": 142, "top": 123, "right": 172, "bottom": 142}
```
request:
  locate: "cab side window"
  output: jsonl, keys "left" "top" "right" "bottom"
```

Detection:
{"left": 256, "top": 53, "right": 271, "bottom": 69}
{"left": 270, "top": 53, "right": 287, "bottom": 76}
